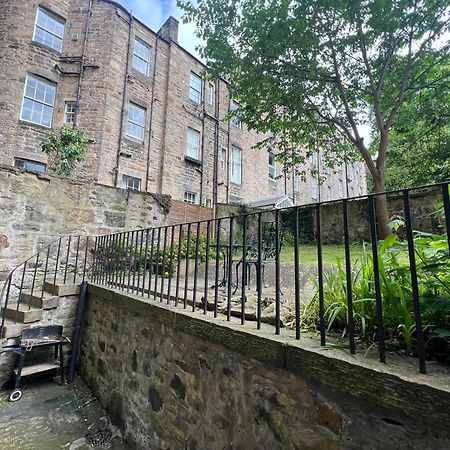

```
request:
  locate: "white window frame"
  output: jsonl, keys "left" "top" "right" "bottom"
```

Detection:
{"left": 122, "top": 175, "right": 141, "bottom": 191}
{"left": 230, "top": 145, "right": 242, "bottom": 185}
{"left": 186, "top": 127, "right": 201, "bottom": 160}
{"left": 189, "top": 72, "right": 202, "bottom": 104}
{"left": 132, "top": 38, "right": 151, "bottom": 76}
{"left": 207, "top": 83, "right": 214, "bottom": 105}
{"left": 126, "top": 103, "right": 146, "bottom": 141}
{"left": 20, "top": 74, "right": 56, "bottom": 128}
{"left": 14, "top": 158, "right": 46, "bottom": 173}
{"left": 268, "top": 153, "right": 276, "bottom": 180}
{"left": 64, "top": 101, "right": 76, "bottom": 124}
{"left": 311, "top": 176, "right": 318, "bottom": 200}
{"left": 293, "top": 174, "right": 300, "bottom": 193}
{"left": 219, "top": 148, "right": 227, "bottom": 170}
{"left": 184, "top": 191, "right": 198, "bottom": 204}
{"left": 33, "top": 7, "right": 65, "bottom": 53}
{"left": 230, "top": 100, "right": 242, "bottom": 129}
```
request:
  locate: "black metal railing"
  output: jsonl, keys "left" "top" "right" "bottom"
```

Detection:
{"left": 91, "top": 181, "right": 450, "bottom": 375}
{"left": 0, "top": 235, "right": 92, "bottom": 338}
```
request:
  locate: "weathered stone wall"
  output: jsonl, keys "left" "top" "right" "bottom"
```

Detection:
{"left": 0, "top": 166, "right": 168, "bottom": 284}
{"left": 217, "top": 189, "right": 443, "bottom": 244}
{"left": 0, "top": 0, "right": 366, "bottom": 206}
{"left": 80, "top": 285, "right": 450, "bottom": 450}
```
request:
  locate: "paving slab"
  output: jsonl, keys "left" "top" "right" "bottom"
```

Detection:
{"left": 0, "top": 377, "right": 128, "bottom": 449}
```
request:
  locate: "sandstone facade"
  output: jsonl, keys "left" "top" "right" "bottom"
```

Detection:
{"left": 0, "top": 0, "right": 367, "bottom": 210}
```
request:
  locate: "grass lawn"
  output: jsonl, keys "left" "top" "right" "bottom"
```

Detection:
{"left": 280, "top": 243, "right": 365, "bottom": 265}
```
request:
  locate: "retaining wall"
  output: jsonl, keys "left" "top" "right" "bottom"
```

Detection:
{"left": 80, "top": 284, "right": 450, "bottom": 449}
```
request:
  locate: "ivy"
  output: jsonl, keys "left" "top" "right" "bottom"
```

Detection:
{"left": 41, "top": 125, "right": 88, "bottom": 177}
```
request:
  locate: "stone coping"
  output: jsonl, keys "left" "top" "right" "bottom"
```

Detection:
{"left": 87, "top": 283, "right": 450, "bottom": 429}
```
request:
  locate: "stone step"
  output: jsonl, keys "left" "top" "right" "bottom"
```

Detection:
{"left": 20, "top": 292, "right": 59, "bottom": 310}
{"left": 2, "top": 304, "right": 42, "bottom": 324}
{"left": 1, "top": 319, "right": 27, "bottom": 338}
{"left": 44, "top": 281, "right": 80, "bottom": 297}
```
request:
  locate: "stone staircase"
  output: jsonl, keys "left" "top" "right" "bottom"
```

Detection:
{"left": 1, "top": 282, "right": 80, "bottom": 339}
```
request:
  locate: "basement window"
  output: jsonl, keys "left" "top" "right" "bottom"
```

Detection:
{"left": 33, "top": 7, "right": 65, "bottom": 53}
{"left": 122, "top": 175, "right": 141, "bottom": 191}
{"left": 184, "top": 191, "right": 198, "bottom": 204}
{"left": 14, "top": 158, "right": 46, "bottom": 173}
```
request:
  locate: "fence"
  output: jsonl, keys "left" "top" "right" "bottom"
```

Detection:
{"left": 1, "top": 182, "right": 449, "bottom": 374}
{"left": 0, "top": 236, "right": 91, "bottom": 337}
{"left": 90, "top": 182, "right": 450, "bottom": 375}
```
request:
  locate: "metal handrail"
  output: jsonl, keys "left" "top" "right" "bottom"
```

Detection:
{"left": 90, "top": 181, "right": 450, "bottom": 375}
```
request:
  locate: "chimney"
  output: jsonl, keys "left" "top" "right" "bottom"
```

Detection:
{"left": 158, "top": 16, "right": 179, "bottom": 43}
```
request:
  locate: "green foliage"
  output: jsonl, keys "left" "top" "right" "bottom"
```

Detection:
{"left": 180, "top": 232, "right": 216, "bottom": 261}
{"left": 96, "top": 231, "right": 217, "bottom": 279}
{"left": 308, "top": 219, "right": 450, "bottom": 362}
{"left": 41, "top": 125, "right": 88, "bottom": 176}
{"left": 381, "top": 61, "right": 450, "bottom": 190}
{"left": 179, "top": 0, "right": 449, "bottom": 235}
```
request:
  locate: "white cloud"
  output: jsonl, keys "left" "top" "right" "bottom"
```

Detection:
{"left": 117, "top": 0, "right": 203, "bottom": 60}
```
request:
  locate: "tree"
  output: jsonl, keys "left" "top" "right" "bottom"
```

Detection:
{"left": 382, "top": 62, "right": 450, "bottom": 190}
{"left": 41, "top": 125, "right": 88, "bottom": 177}
{"left": 179, "top": 0, "right": 450, "bottom": 238}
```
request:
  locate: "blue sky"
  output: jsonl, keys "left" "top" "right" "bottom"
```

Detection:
{"left": 115, "top": 0, "right": 202, "bottom": 58}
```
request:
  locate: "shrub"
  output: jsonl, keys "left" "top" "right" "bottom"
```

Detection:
{"left": 308, "top": 219, "right": 450, "bottom": 362}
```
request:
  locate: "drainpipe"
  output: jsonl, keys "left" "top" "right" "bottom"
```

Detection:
{"left": 73, "top": 0, "right": 93, "bottom": 128}
{"left": 226, "top": 98, "right": 231, "bottom": 204}
{"left": 158, "top": 39, "right": 172, "bottom": 194}
{"left": 114, "top": 10, "right": 133, "bottom": 188}
{"left": 145, "top": 35, "right": 159, "bottom": 192}
{"left": 212, "top": 79, "right": 220, "bottom": 216}
{"left": 199, "top": 81, "right": 206, "bottom": 206}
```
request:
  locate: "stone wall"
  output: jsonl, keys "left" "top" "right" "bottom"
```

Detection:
{"left": 216, "top": 189, "right": 443, "bottom": 244}
{"left": 0, "top": 166, "right": 168, "bottom": 285}
{"left": 80, "top": 285, "right": 450, "bottom": 450}
{"left": 0, "top": 0, "right": 367, "bottom": 206}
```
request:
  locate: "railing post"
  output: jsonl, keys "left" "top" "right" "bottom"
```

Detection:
{"left": 403, "top": 190, "right": 426, "bottom": 374}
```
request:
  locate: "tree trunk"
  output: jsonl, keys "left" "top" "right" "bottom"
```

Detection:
{"left": 373, "top": 171, "right": 391, "bottom": 239}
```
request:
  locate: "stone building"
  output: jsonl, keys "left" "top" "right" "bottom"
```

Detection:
{"left": 0, "top": 0, "right": 367, "bottom": 213}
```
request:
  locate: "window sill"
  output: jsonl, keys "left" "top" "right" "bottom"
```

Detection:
{"left": 31, "top": 40, "right": 62, "bottom": 55}
{"left": 185, "top": 156, "right": 202, "bottom": 166}
{"left": 124, "top": 135, "right": 145, "bottom": 146}
{"left": 18, "top": 120, "right": 52, "bottom": 132}
{"left": 131, "top": 68, "right": 151, "bottom": 79}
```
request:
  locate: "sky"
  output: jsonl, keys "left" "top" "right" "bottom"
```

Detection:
{"left": 116, "top": 0, "right": 202, "bottom": 59}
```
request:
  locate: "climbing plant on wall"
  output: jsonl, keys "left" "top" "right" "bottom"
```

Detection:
{"left": 41, "top": 125, "right": 88, "bottom": 177}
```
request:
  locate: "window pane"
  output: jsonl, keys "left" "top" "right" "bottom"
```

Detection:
{"left": 34, "top": 8, "right": 65, "bottom": 52}
{"left": 133, "top": 39, "right": 151, "bottom": 76}
{"left": 189, "top": 73, "right": 202, "bottom": 103}
{"left": 186, "top": 128, "right": 200, "bottom": 159}
{"left": 21, "top": 75, "right": 56, "bottom": 127}
{"left": 231, "top": 146, "right": 242, "bottom": 184}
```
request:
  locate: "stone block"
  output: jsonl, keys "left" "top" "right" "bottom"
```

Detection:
{"left": 44, "top": 282, "right": 80, "bottom": 297}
